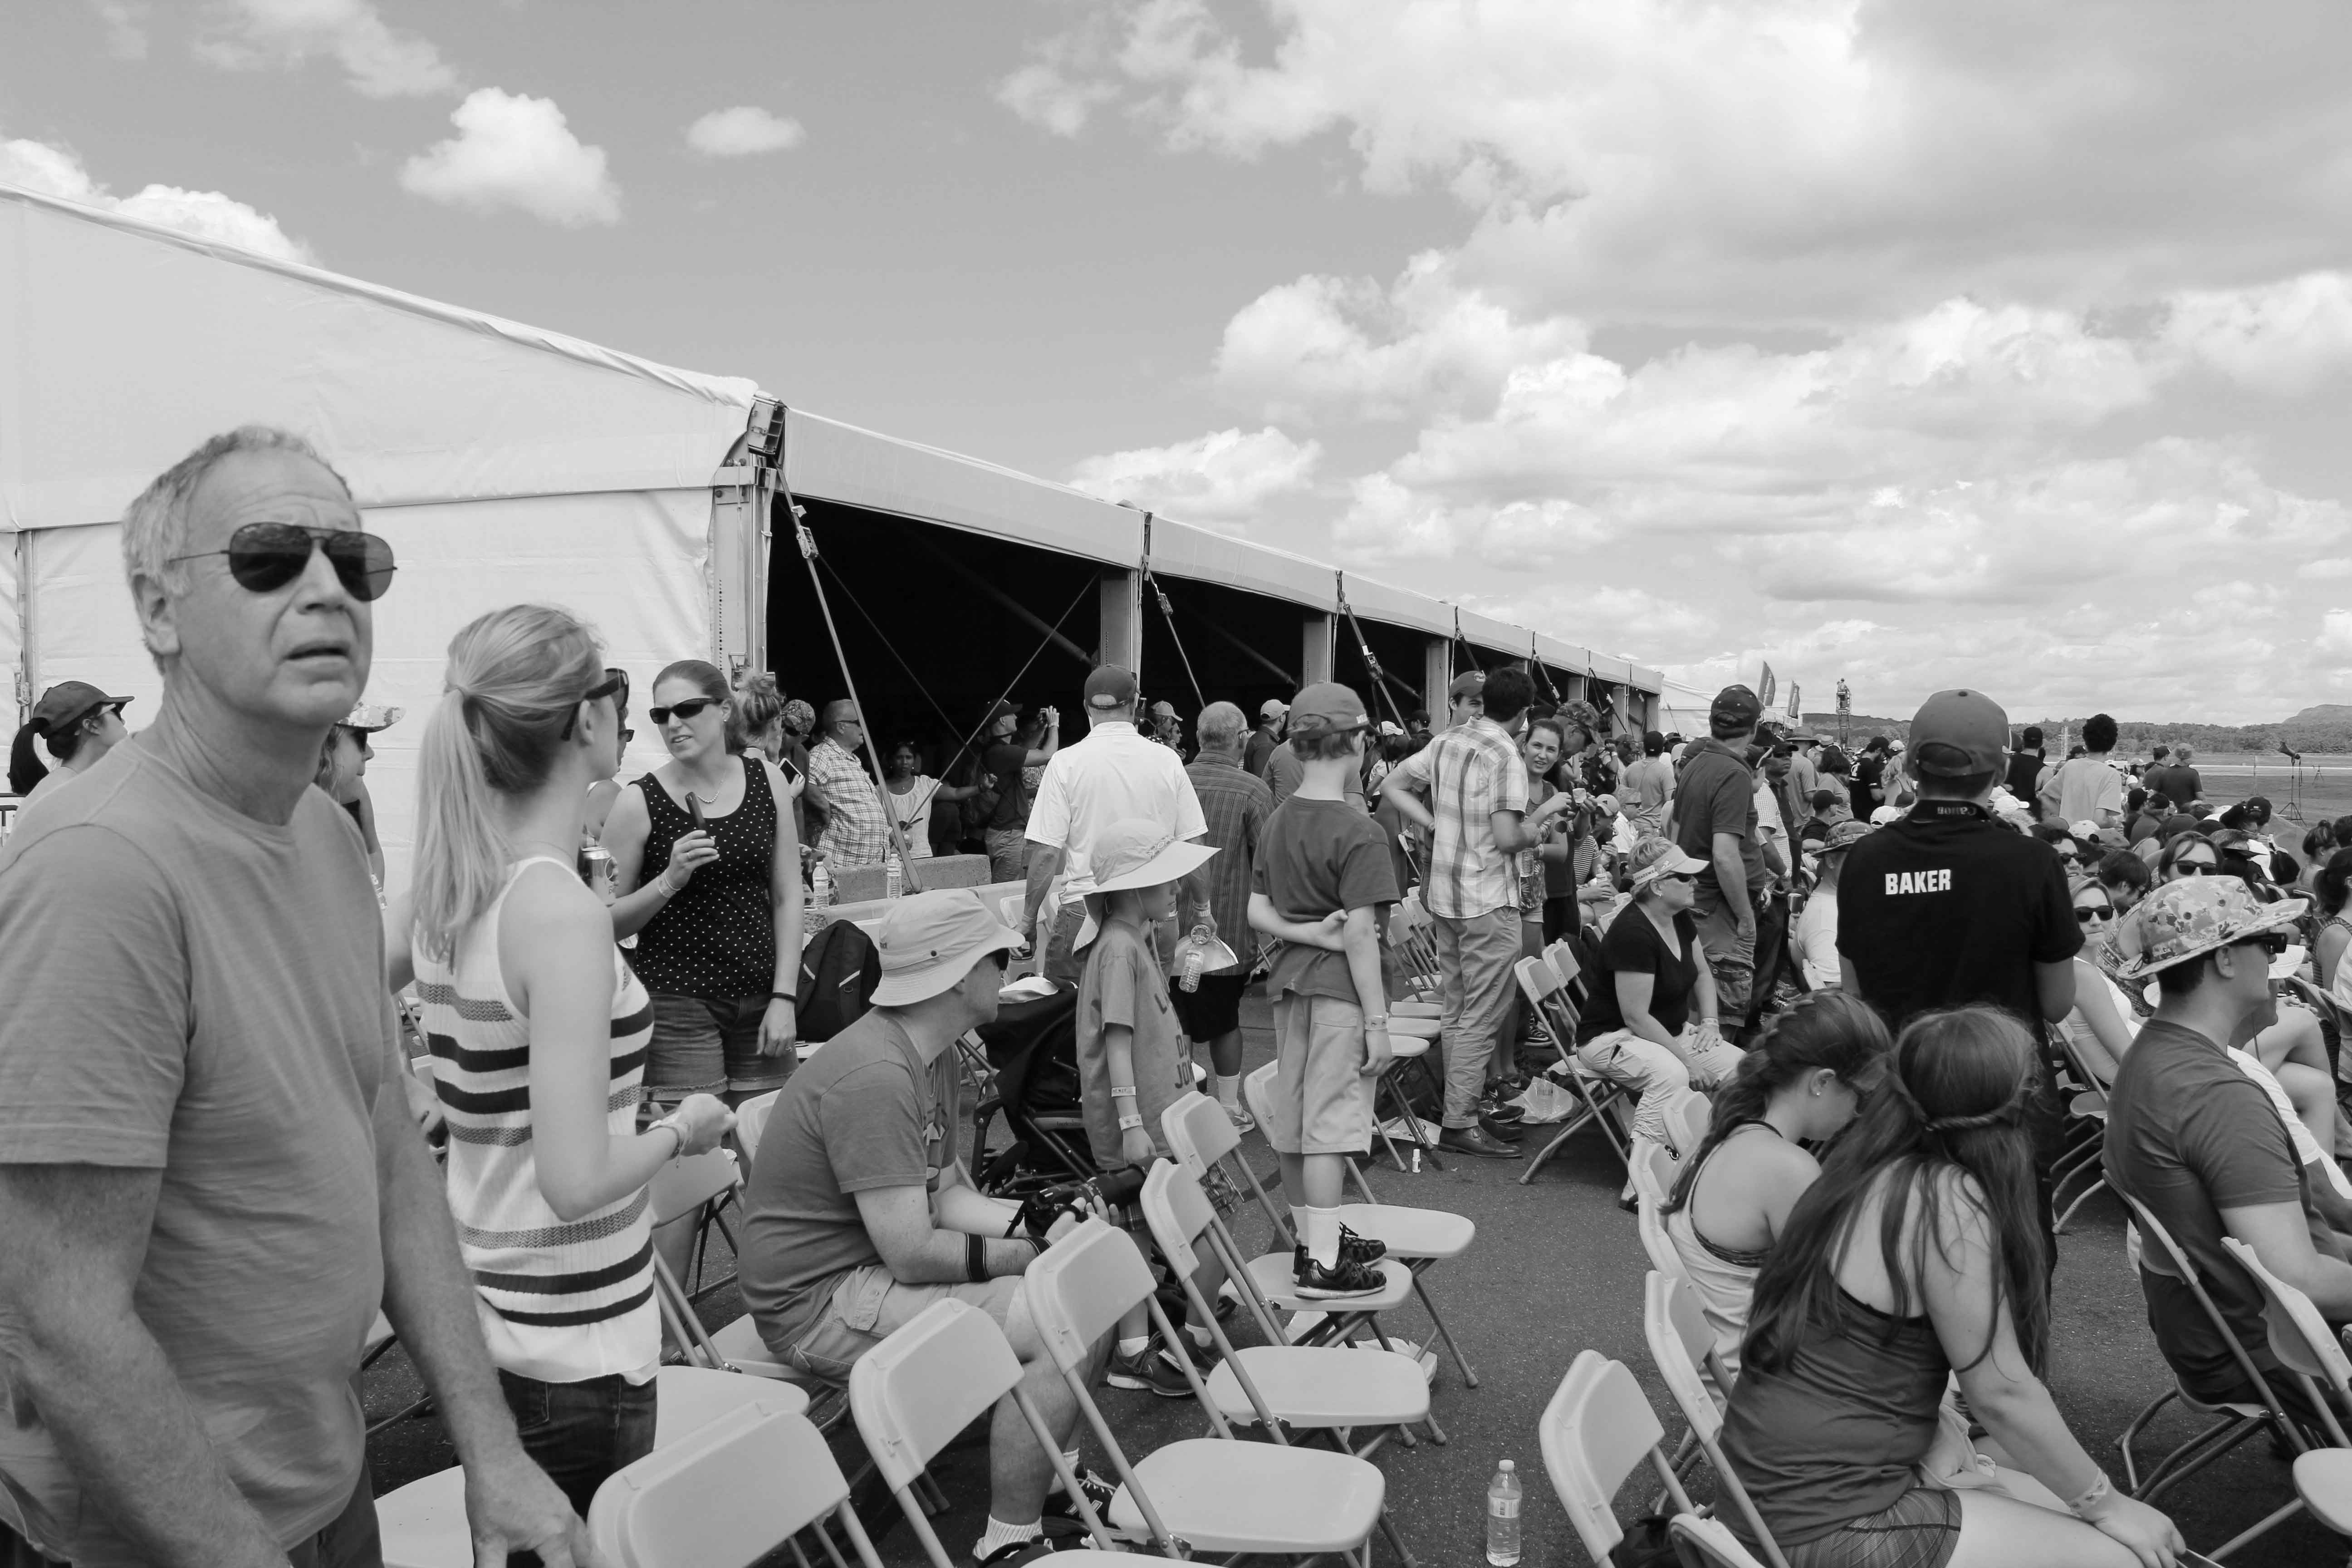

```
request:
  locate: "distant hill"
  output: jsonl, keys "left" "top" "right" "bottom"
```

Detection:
{"left": 2283, "top": 704, "right": 2352, "bottom": 727}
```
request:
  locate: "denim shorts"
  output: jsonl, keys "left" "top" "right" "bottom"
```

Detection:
{"left": 771, "top": 1264, "right": 1024, "bottom": 1386}
{"left": 646, "top": 991, "right": 787, "bottom": 1099}
{"left": 499, "top": 1368, "right": 658, "bottom": 1524}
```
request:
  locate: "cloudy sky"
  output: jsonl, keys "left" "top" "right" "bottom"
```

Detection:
{"left": 7, "top": 1, "right": 2351, "bottom": 723}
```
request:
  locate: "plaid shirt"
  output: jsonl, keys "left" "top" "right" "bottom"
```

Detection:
{"left": 809, "top": 738, "right": 890, "bottom": 869}
{"left": 1392, "top": 717, "right": 1529, "bottom": 919}
{"left": 1185, "top": 751, "right": 1272, "bottom": 972}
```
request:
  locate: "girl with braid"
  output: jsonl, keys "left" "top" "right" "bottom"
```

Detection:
{"left": 1720, "top": 1007, "right": 2181, "bottom": 1568}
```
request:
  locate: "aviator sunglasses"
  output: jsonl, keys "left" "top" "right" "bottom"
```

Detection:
{"left": 648, "top": 696, "right": 720, "bottom": 726}
{"left": 170, "top": 522, "right": 397, "bottom": 602}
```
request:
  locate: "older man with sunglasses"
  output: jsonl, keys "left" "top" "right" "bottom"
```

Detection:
{"left": 0, "top": 428, "right": 583, "bottom": 1566}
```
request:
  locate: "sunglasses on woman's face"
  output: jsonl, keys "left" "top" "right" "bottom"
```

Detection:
{"left": 648, "top": 697, "right": 719, "bottom": 726}
{"left": 2073, "top": 903, "right": 2114, "bottom": 923}
{"left": 169, "top": 522, "right": 398, "bottom": 602}
{"left": 1660, "top": 871, "right": 1697, "bottom": 885}
{"left": 2176, "top": 858, "right": 2218, "bottom": 875}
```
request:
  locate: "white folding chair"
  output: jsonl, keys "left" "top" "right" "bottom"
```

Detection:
{"left": 1024, "top": 1217, "right": 1396, "bottom": 1565}
{"left": 1670, "top": 1514, "right": 1771, "bottom": 1568}
{"left": 590, "top": 1401, "right": 884, "bottom": 1568}
{"left": 1629, "top": 1143, "right": 1686, "bottom": 1283}
{"left": 1137, "top": 1160, "right": 1439, "bottom": 1451}
{"left": 2113, "top": 1191, "right": 2310, "bottom": 1507}
{"left": 650, "top": 1147, "right": 741, "bottom": 1305}
{"left": 1642, "top": 1274, "right": 1787, "bottom": 1568}
{"left": 1233, "top": 1070, "right": 1481, "bottom": 1385}
{"left": 1661, "top": 1086, "right": 1711, "bottom": 1161}
{"left": 1537, "top": 1350, "right": 1700, "bottom": 1567}
{"left": 2212, "top": 1236, "right": 2352, "bottom": 1558}
{"left": 2048, "top": 1027, "right": 2115, "bottom": 1234}
{"left": 1511, "top": 956, "right": 1632, "bottom": 1186}
{"left": 730, "top": 1088, "right": 780, "bottom": 1170}
{"left": 848, "top": 1297, "right": 1174, "bottom": 1568}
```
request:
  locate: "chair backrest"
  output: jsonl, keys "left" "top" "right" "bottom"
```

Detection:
{"left": 1138, "top": 1159, "right": 1220, "bottom": 1285}
{"left": 1023, "top": 1217, "right": 1157, "bottom": 1373}
{"left": 2115, "top": 1189, "right": 2305, "bottom": 1443}
{"left": 1514, "top": 954, "right": 1564, "bottom": 1008}
{"left": 649, "top": 1149, "right": 741, "bottom": 1229}
{"left": 1538, "top": 1351, "right": 1681, "bottom": 1563}
{"left": 1643, "top": 1272, "right": 1722, "bottom": 1438}
{"left": 1161, "top": 1088, "right": 1240, "bottom": 1176}
{"left": 1670, "top": 1514, "right": 1769, "bottom": 1568}
{"left": 733, "top": 1090, "right": 781, "bottom": 1169}
{"left": 1630, "top": 1149, "right": 1685, "bottom": 1281}
{"left": 589, "top": 1403, "right": 874, "bottom": 1568}
{"left": 1662, "top": 1088, "right": 1711, "bottom": 1157}
{"left": 2220, "top": 1236, "right": 2352, "bottom": 1392}
{"left": 848, "top": 1299, "right": 1024, "bottom": 1491}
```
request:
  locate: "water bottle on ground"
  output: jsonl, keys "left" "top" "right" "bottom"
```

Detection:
{"left": 1486, "top": 1459, "right": 1521, "bottom": 1567}
{"left": 883, "top": 851, "right": 903, "bottom": 900}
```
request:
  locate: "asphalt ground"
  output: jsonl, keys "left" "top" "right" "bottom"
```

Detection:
{"left": 365, "top": 994, "right": 2351, "bottom": 1567}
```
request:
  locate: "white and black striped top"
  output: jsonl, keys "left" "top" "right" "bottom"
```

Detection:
{"left": 415, "top": 856, "right": 659, "bottom": 1385}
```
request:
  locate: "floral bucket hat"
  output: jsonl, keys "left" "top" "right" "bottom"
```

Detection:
{"left": 2115, "top": 876, "right": 2306, "bottom": 981}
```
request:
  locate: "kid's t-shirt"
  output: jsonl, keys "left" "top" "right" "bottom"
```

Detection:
{"left": 1253, "top": 794, "right": 1400, "bottom": 1004}
{"left": 1075, "top": 920, "right": 1189, "bottom": 1169}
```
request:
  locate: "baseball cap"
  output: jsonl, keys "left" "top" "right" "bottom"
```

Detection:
{"left": 1595, "top": 793, "right": 1620, "bottom": 816}
{"left": 1082, "top": 665, "right": 1138, "bottom": 711}
{"left": 2117, "top": 877, "right": 2307, "bottom": 980}
{"left": 982, "top": 699, "right": 1019, "bottom": 725}
{"left": 1447, "top": 670, "right": 1486, "bottom": 702}
{"left": 1709, "top": 685, "right": 1762, "bottom": 734}
{"left": 1148, "top": 700, "right": 1178, "bottom": 719}
{"left": 1259, "top": 698, "right": 1289, "bottom": 719}
{"left": 1907, "top": 689, "right": 2008, "bottom": 778}
{"left": 867, "top": 888, "right": 1026, "bottom": 1006}
{"left": 29, "top": 681, "right": 131, "bottom": 733}
{"left": 1628, "top": 835, "right": 1708, "bottom": 887}
{"left": 341, "top": 703, "right": 403, "bottom": 732}
{"left": 1288, "top": 681, "right": 1372, "bottom": 737}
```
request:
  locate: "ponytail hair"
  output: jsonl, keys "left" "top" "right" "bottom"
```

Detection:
{"left": 8, "top": 720, "right": 49, "bottom": 795}
{"left": 1664, "top": 990, "right": 1891, "bottom": 1215}
{"left": 413, "top": 604, "right": 604, "bottom": 961}
{"left": 1743, "top": 1006, "right": 2047, "bottom": 1380}
{"left": 729, "top": 670, "right": 784, "bottom": 754}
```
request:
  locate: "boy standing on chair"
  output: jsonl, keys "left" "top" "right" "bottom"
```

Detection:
{"left": 1250, "top": 683, "right": 1396, "bottom": 1299}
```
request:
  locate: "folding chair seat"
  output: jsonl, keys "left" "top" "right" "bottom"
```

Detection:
{"left": 1670, "top": 1514, "right": 1772, "bottom": 1568}
{"left": 1642, "top": 1274, "right": 1786, "bottom": 1567}
{"left": 1629, "top": 1144, "right": 1686, "bottom": 1283}
{"left": 1537, "top": 1350, "right": 1700, "bottom": 1566}
{"left": 2113, "top": 1192, "right": 2309, "bottom": 1509}
{"left": 590, "top": 1401, "right": 885, "bottom": 1568}
{"left": 730, "top": 1088, "right": 780, "bottom": 1169}
{"left": 1510, "top": 955, "right": 1633, "bottom": 1186}
{"left": 1137, "top": 1160, "right": 1437, "bottom": 1448}
{"left": 848, "top": 1297, "right": 1177, "bottom": 1568}
{"left": 1023, "top": 1217, "right": 1403, "bottom": 1564}
{"left": 2047, "top": 1030, "right": 2114, "bottom": 1233}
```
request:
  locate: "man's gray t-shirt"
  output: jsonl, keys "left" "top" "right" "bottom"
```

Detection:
{"left": 0, "top": 737, "right": 397, "bottom": 1564}
{"left": 739, "top": 1009, "right": 959, "bottom": 1353}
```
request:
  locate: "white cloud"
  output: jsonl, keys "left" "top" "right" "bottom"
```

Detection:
{"left": 686, "top": 106, "right": 805, "bottom": 158}
{"left": 87, "top": 0, "right": 149, "bottom": 59}
{"left": 2318, "top": 611, "right": 2352, "bottom": 658}
{"left": 1068, "top": 426, "right": 1320, "bottom": 526}
{"left": 1, "top": 137, "right": 314, "bottom": 264}
{"left": 996, "top": 62, "right": 1120, "bottom": 137}
{"left": 196, "top": 0, "right": 456, "bottom": 98}
{"left": 400, "top": 89, "right": 620, "bottom": 227}
{"left": 2164, "top": 273, "right": 2352, "bottom": 395}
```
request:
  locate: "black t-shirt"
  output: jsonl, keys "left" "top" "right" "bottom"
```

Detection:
{"left": 1836, "top": 800, "right": 2081, "bottom": 1039}
{"left": 1577, "top": 904, "right": 1701, "bottom": 1043}
{"left": 1847, "top": 754, "right": 1883, "bottom": 821}
{"left": 2003, "top": 751, "right": 2044, "bottom": 814}
{"left": 983, "top": 741, "right": 1028, "bottom": 831}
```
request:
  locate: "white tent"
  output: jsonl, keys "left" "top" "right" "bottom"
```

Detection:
{"left": 0, "top": 185, "right": 756, "bottom": 881}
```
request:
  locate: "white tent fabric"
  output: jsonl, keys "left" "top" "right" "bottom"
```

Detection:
{"left": 1147, "top": 515, "right": 1335, "bottom": 611}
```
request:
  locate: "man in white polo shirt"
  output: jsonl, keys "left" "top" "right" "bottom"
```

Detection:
{"left": 1023, "top": 665, "right": 1208, "bottom": 987}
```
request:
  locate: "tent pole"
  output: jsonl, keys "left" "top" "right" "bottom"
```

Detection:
{"left": 921, "top": 542, "right": 1095, "bottom": 669}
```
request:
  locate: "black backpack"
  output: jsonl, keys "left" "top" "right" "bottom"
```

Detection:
{"left": 795, "top": 918, "right": 880, "bottom": 1043}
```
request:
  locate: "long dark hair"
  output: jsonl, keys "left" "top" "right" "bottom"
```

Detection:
{"left": 8, "top": 709, "right": 93, "bottom": 795}
{"left": 1742, "top": 1007, "right": 2048, "bottom": 1378}
{"left": 1663, "top": 991, "right": 1891, "bottom": 1215}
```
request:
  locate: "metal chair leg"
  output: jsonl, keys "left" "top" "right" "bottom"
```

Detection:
{"left": 1408, "top": 1269, "right": 1478, "bottom": 1389}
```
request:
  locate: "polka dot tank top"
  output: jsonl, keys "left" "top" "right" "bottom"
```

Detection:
{"left": 632, "top": 757, "right": 777, "bottom": 999}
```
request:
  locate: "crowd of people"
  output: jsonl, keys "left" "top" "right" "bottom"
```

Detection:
{"left": 3, "top": 423, "right": 2345, "bottom": 1568}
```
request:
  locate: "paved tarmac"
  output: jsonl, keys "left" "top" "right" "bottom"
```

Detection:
{"left": 367, "top": 995, "right": 2348, "bottom": 1565}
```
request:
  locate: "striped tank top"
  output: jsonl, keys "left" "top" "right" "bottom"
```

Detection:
{"left": 414, "top": 856, "right": 659, "bottom": 1385}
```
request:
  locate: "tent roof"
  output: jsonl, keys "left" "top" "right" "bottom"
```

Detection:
{"left": 0, "top": 186, "right": 756, "bottom": 532}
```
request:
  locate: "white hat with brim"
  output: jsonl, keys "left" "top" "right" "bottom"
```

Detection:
{"left": 868, "top": 888, "right": 1026, "bottom": 1007}
{"left": 1087, "top": 818, "right": 1219, "bottom": 895}
{"left": 1628, "top": 840, "right": 1709, "bottom": 888}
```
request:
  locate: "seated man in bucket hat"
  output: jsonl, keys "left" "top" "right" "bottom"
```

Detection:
{"left": 2104, "top": 876, "right": 2352, "bottom": 1420}
{"left": 736, "top": 888, "right": 1111, "bottom": 1566}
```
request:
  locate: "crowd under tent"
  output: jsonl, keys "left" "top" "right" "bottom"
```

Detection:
{"left": 0, "top": 182, "right": 1663, "bottom": 887}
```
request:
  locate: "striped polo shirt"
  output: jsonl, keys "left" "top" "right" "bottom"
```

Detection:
{"left": 414, "top": 856, "right": 659, "bottom": 1385}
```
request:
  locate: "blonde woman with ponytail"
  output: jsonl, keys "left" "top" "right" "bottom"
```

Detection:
{"left": 387, "top": 604, "right": 734, "bottom": 1517}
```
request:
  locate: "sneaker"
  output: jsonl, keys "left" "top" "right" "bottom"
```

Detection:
{"left": 975, "top": 1536, "right": 1077, "bottom": 1567}
{"left": 1292, "top": 1245, "right": 1387, "bottom": 1299}
{"left": 1105, "top": 1340, "right": 1193, "bottom": 1398}
{"left": 1223, "top": 1102, "right": 1256, "bottom": 1135}
{"left": 1158, "top": 1333, "right": 1219, "bottom": 1376}
{"left": 1338, "top": 1224, "right": 1388, "bottom": 1265}
{"left": 1042, "top": 1465, "right": 1120, "bottom": 1523}
{"left": 1437, "top": 1124, "right": 1523, "bottom": 1161}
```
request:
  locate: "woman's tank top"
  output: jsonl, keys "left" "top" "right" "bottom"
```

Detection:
{"left": 1664, "top": 1124, "right": 1778, "bottom": 1379}
{"left": 633, "top": 757, "right": 777, "bottom": 998}
{"left": 414, "top": 857, "right": 658, "bottom": 1385}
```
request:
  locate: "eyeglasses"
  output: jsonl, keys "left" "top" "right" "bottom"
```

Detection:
{"left": 169, "top": 522, "right": 397, "bottom": 602}
{"left": 2073, "top": 904, "right": 2114, "bottom": 923}
{"left": 559, "top": 672, "right": 626, "bottom": 741}
{"left": 2175, "top": 859, "right": 2218, "bottom": 875}
{"left": 2236, "top": 933, "right": 2293, "bottom": 958}
{"left": 648, "top": 696, "right": 719, "bottom": 726}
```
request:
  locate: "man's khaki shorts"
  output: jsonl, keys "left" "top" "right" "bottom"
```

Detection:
{"left": 1266, "top": 993, "right": 1375, "bottom": 1157}
{"left": 771, "top": 1264, "right": 1023, "bottom": 1385}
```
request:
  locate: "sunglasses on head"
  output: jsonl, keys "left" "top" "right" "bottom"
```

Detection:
{"left": 648, "top": 696, "right": 719, "bottom": 726}
{"left": 559, "top": 672, "right": 626, "bottom": 741}
{"left": 170, "top": 522, "right": 397, "bottom": 602}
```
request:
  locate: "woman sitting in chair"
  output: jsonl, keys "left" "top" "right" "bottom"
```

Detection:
{"left": 1660, "top": 992, "right": 1888, "bottom": 1377}
{"left": 1720, "top": 1007, "right": 2181, "bottom": 1568}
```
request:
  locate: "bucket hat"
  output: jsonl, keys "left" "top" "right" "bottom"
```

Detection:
{"left": 2115, "top": 877, "right": 2307, "bottom": 980}
{"left": 1088, "top": 817, "right": 1218, "bottom": 894}
{"left": 868, "top": 888, "right": 1026, "bottom": 1006}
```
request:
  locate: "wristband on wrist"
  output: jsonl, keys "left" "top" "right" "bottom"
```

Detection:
{"left": 1117, "top": 1113, "right": 1144, "bottom": 1132}
{"left": 965, "top": 1234, "right": 989, "bottom": 1284}
{"left": 1109, "top": 1085, "right": 1137, "bottom": 1099}
{"left": 650, "top": 1115, "right": 686, "bottom": 1158}
{"left": 652, "top": 871, "right": 680, "bottom": 898}
{"left": 769, "top": 991, "right": 796, "bottom": 1004}
{"left": 1364, "top": 1013, "right": 1389, "bottom": 1027}
{"left": 2067, "top": 1470, "right": 2113, "bottom": 1520}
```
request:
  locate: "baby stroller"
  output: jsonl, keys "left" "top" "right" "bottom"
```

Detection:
{"left": 971, "top": 988, "right": 1101, "bottom": 1198}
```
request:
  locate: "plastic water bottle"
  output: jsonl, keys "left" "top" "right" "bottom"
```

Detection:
{"left": 1177, "top": 924, "right": 1211, "bottom": 993}
{"left": 1485, "top": 1459, "right": 1521, "bottom": 1567}
{"left": 807, "top": 860, "right": 832, "bottom": 938}
{"left": 883, "top": 851, "right": 903, "bottom": 901}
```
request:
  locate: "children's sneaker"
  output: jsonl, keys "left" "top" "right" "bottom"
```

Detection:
{"left": 1223, "top": 1102, "right": 1256, "bottom": 1135}
{"left": 1338, "top": 1224, "right": 1388, "bottom": 1265}
{"left": 1292, "top": 1245, "right": 1387, "bottom": 1299}
{"left": 1106, "top": 1339, "right": 1193, "bottom": 1398}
